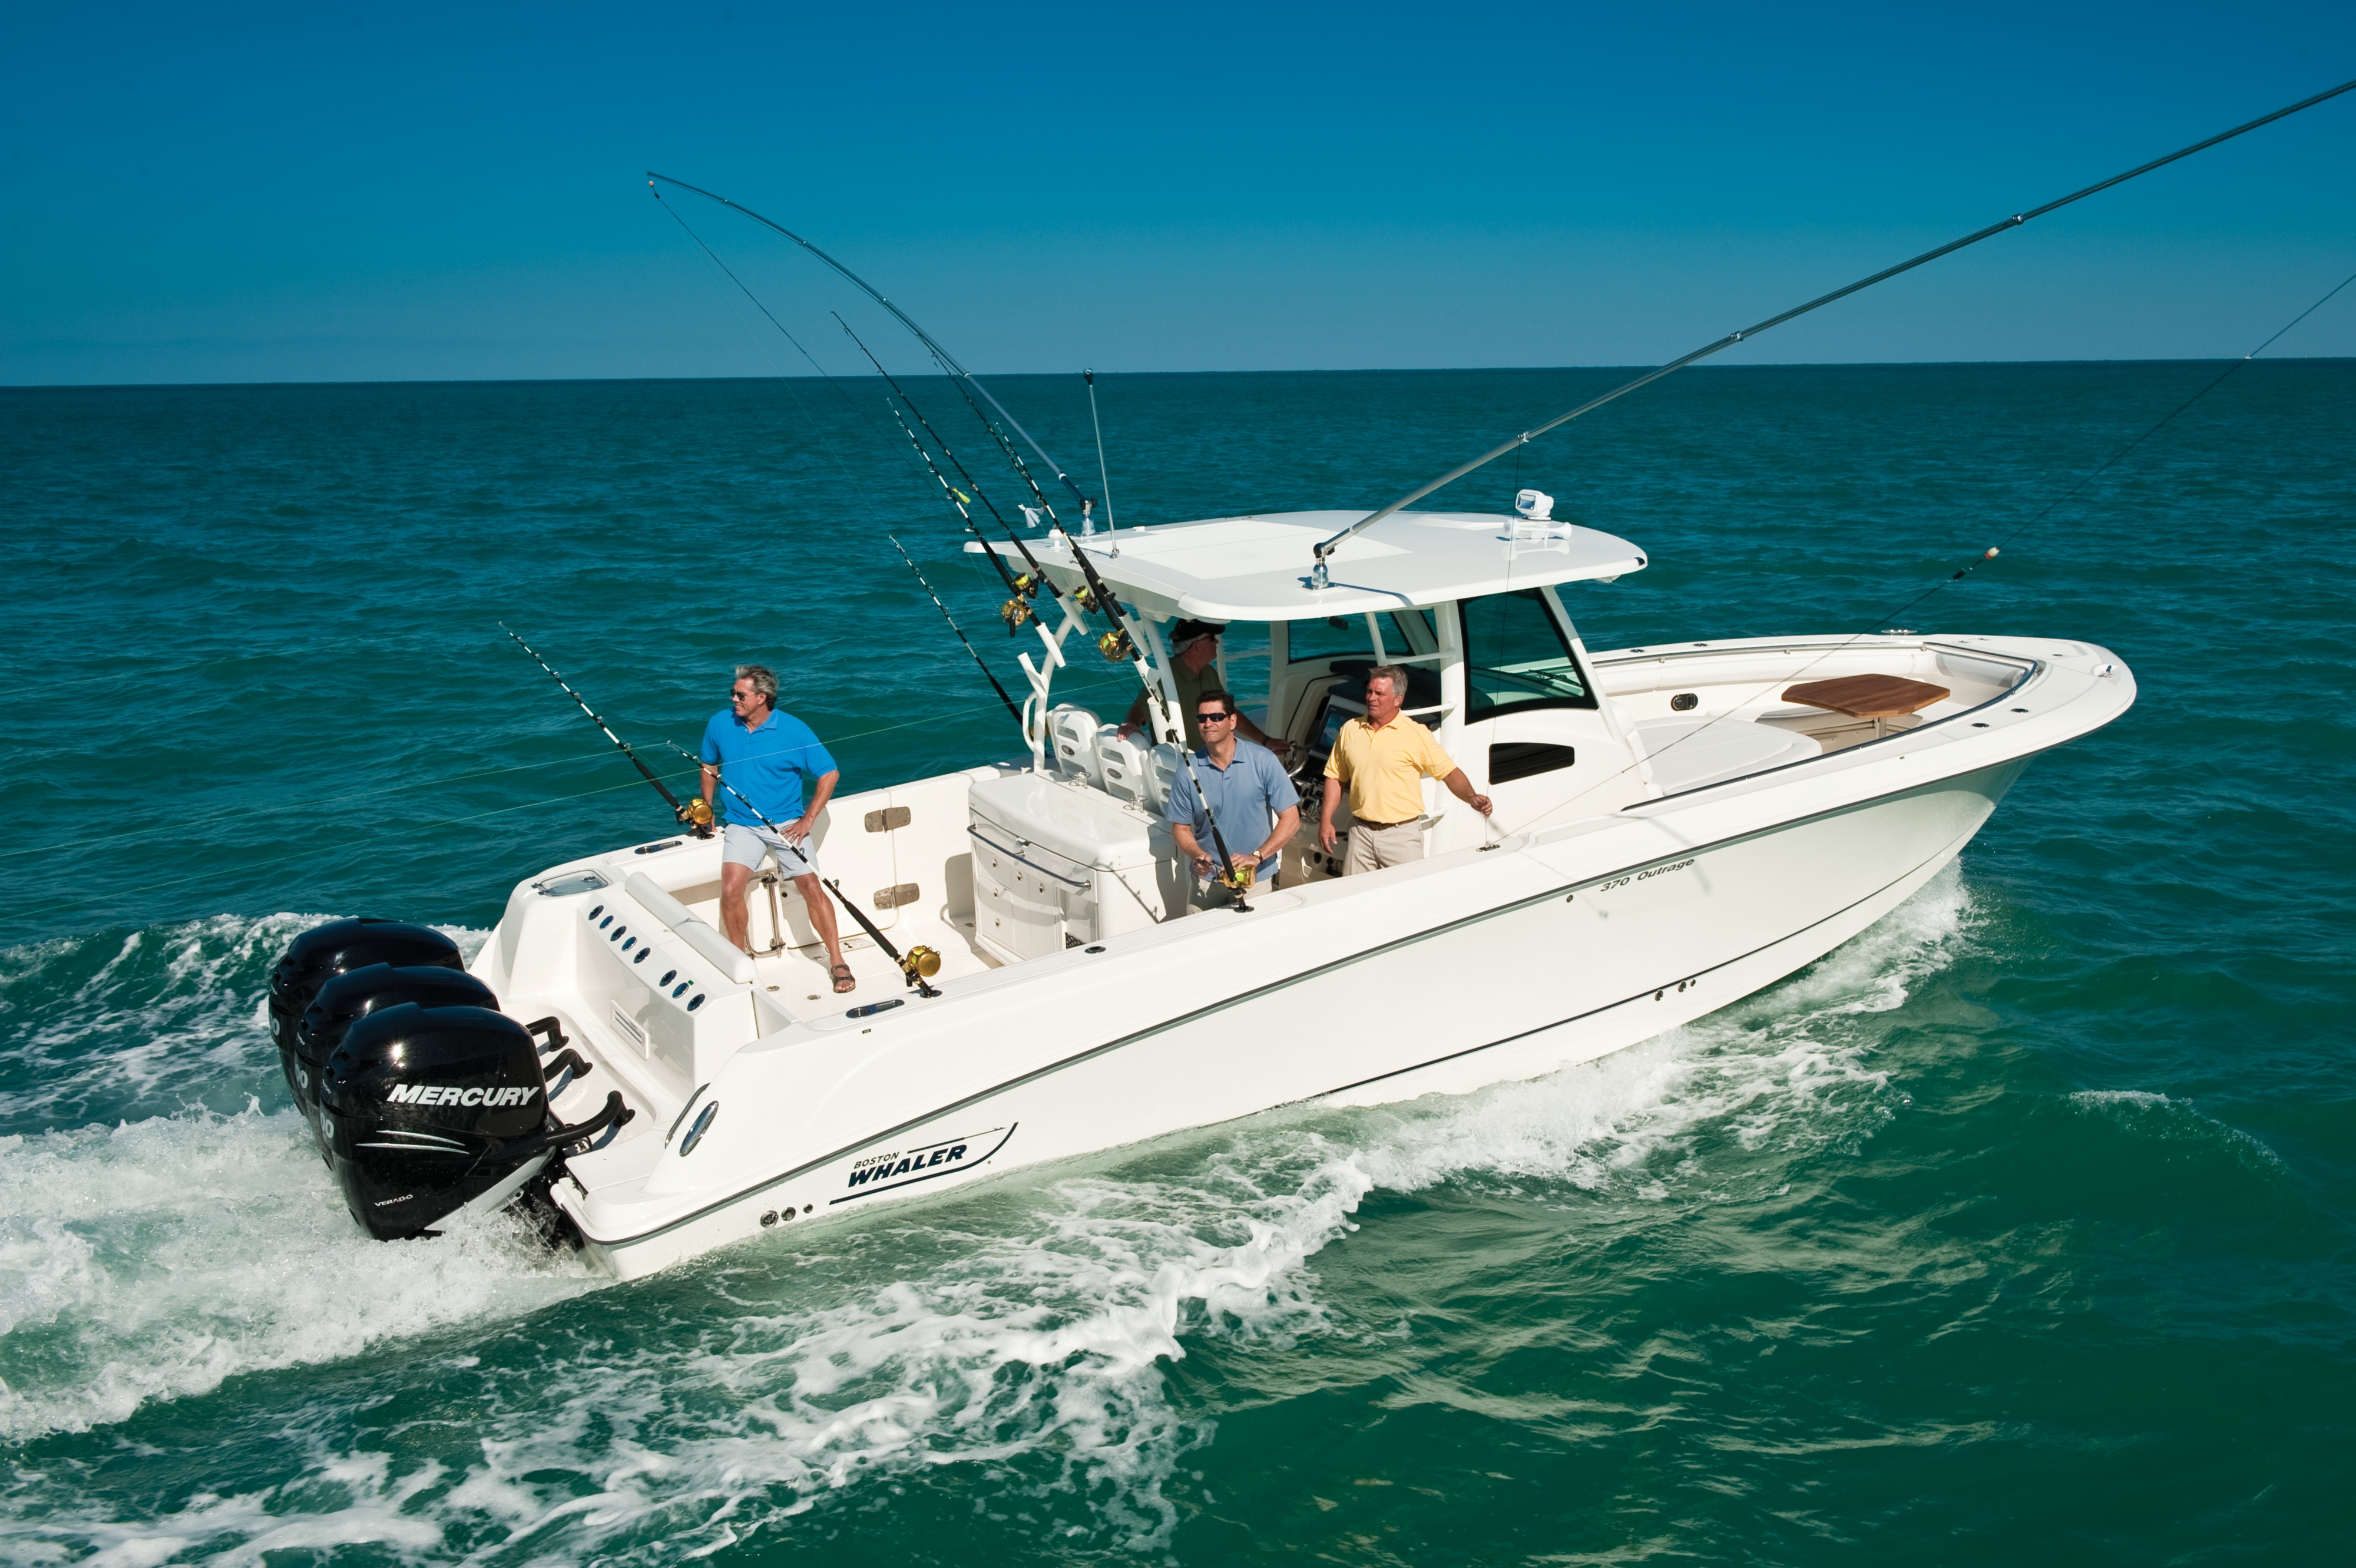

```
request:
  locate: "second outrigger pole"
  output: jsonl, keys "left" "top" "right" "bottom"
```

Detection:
{"left": 504, "top": 626, "right": 714, "bottom": 836}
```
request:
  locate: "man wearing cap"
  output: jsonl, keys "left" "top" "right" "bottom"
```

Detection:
{"left": 1320, "top": 664, "right": 1491, "bottom": 875}
{"left": 1118, "top": 619, "right": 1290, "bottom": 755}
{"left": 1163, "top": 691, "right": 1300, "bottom": 912}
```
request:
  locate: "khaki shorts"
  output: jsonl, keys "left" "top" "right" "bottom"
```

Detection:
{"left": 1342, "top": 819, "right": 1424, "bottom": 875}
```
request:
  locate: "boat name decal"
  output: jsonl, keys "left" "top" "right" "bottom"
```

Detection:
{"left": 1597, "top": 857, "right": 1697, "bottom": 893}
{"left": 387, "top": 1083, "right": 535, "bottom": 1107}
{"left": 837, "top": 1125, "right": 1015, "bottom": 1203}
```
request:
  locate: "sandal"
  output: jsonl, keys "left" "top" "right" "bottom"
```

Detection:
{"left": 830, "top": 962, "right": 856, "bottom": 995}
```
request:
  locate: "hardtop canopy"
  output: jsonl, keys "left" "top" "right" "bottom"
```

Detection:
{"left": 968, "top": 510, "right": 1647, "bottom": 623}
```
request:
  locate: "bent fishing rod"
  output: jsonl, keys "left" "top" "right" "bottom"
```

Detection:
{"left": 659, "top": 742, "right": 944, "bottom": 995}
{"left": 889, "top": 535, "right": 1025, "bottom": 723}
{"left": 828, "top": 323, "right": 1163, "bottom": 742}
{"left": 834, "top": 313, "right": 1064, "bottom": 626}
{"left": 1309, "top": 74, "right": 2356, "bottom": 582}
{"left": 648, "top": 171, "right": 1093, "bottom": 512}
{"left": 882, "top": 398, "right": 1034, "bottom": 625}
{"left": 502, "top": 626, "right": 715, "bottom": 835}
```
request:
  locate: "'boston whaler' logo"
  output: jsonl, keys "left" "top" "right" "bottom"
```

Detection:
{"left": 834, "top": 1125, "right": 1016, "bottom": 1204}
{"left": 386, "top": 1084, "right": 536, "bottom": 1107}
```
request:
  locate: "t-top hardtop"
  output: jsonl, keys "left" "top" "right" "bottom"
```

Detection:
{"left": 968, "top": 509, "right": 1648, "bottom": 623}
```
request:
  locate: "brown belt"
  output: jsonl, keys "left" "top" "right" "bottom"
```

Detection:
{"left": 1352, "top": 817, "right": 1417, "bottom": 831}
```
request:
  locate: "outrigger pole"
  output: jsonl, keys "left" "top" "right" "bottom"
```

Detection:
{"left": 502, "top": 626, "right": 714, "bottom": 836}
{"left": 888, "top": 535, "right": 1025, "bottom": 723}
{"left": 1308, "top": 75, "right": 2356, "bottom": 584}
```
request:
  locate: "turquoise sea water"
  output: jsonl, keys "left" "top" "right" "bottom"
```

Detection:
{"left": 1, "top": 361, "right": 2351, "bottom": 1563}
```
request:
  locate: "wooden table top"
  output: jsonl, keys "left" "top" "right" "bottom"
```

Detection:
{"left": 1782, "top": 674, "right": 1951, "bottom": 719}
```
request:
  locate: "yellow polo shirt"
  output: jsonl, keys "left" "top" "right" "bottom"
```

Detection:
{"left": 1325, "top": 715, "right": 1457, "bottom": 825}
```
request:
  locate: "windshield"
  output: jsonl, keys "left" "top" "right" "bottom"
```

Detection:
{"left": 1461, "top": 589, "right": 1596, "bottom": 715}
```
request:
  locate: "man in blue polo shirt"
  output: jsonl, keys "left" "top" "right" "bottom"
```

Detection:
{"left": 699, "top": 663, "right": 853, "bottom": 991}
{"left": 1162, "top": 691, "right": 1301, "bottom": 913}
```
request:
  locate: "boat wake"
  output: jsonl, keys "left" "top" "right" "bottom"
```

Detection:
{"left": 0, "top": 868, "right": 1973, "bottom": 1560}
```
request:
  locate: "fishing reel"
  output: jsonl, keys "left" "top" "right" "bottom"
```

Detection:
{"left": 1073, "top": 585, "right": 1098, "bottom": 613}
{"left": 1001, "top": 596, "right": 1037, "bottom": 631}
{"left": 899, "top": 945, "right": 943, "bottom": 984}
{"left": 1098, "top": 629, "right": 1135, "bottom": 662}
{"left": 1219, "top": 858, "right": 1258, "bottom": 892}
{"left": 676, "top": 798, "right": 717, "bottom": 838}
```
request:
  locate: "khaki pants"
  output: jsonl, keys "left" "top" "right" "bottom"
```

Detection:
{"left": 1342, "top": 819, "right": 1424, "bottom": 875}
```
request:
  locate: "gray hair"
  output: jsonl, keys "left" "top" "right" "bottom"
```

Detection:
{"left": 734, "top": 664, "right": 778, "bottom": 704}
{"left": 1365, "top": 664, "right": 1411, "bottom": 702}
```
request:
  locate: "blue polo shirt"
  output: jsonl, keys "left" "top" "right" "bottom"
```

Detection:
{"left": 1163, "top": 740, "right": 1299, "bottom": 850}
{"left": 700, "top": 708, "right": 838, "bottom": 827}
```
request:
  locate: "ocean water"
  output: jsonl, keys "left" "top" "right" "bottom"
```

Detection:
{"left": 1, "top": 360, "right": 2351, "bottom": 1564}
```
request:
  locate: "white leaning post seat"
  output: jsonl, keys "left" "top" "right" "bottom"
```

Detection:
{"left": 1094, "top": 730, "right": 1152, "bottom": 806}
{"left": 1048, "top": 705, "right": 1104, "bottom": 786}
{"left": 1144, "top": 743, "right": 1184, "bottom": 811}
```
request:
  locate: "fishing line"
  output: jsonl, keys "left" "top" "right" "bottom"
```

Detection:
{"left": 1084, "top": 369, "right": 1119, "bottom": 540}
{"left": 1498, "top": 263, "right": 2356, "bottom": 839}
{"left": 1313, "top": 75, "right": 2356, "bottom": 573}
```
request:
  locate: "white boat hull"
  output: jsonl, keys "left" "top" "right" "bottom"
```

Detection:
{"left": 462, "top": 630, "right": 2129, "bottom": 1281}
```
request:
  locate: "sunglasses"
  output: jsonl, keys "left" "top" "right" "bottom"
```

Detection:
{"left": 1196, "top": 710, "right": 1235, "bottom": 723}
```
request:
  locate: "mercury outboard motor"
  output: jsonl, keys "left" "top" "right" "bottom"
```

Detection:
{"left": 269, "top": 919, "right": 464, "bottom": 1104}
{"left": 291, "top": 964, "right": 505, "bottom": 1158}
{"left": 319, "top": 1003, "right": 631, "bottom": 1240}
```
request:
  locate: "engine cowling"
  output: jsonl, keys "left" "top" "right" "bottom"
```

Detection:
{"left": 268, "top": 919, "right": 463, "bottom": 1106}
{"left": 293, "top": 964, "right": 500, "bottom": 1159}
{"left": 319, "top": 1003, "right": 557, "bottom": 1240}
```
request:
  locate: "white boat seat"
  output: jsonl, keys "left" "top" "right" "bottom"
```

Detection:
{"left": 1633, "top": 717, "right": 1821, "bottom": 795}
{"left": 1094, "top": 730, "right": 1152, "bottom": 806}
{"left": 1145, "top": 743, "right": 1184, "bottom": 811}
{"left": 1047, "top": 704, "right": 1103, "bottom": 786}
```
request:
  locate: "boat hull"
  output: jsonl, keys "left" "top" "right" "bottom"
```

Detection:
{"left": 560, "top": 755, "right": 2026, "bottom": 1281}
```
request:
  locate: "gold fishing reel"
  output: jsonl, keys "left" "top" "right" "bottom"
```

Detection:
{"left": 1073, "top": 585, "right": 1098, "bottom": 612}
{"left": 1221, "top": 858, "right": 1258, "bottom": 892}
{"left": 1001, "top": 596, "right": 1036, "bottom": 631}
{"left": 901, "top": 944, "right": 943, "bottom": 981}
{"left": 677, "top": 797, "right": 717, "bottom": 836}
{"left": 1098, "top": 629, "right": 1135, "bottom": 662}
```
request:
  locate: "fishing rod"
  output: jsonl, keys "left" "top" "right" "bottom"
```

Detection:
{"left": 648, "top": 170, "right": 1093, "bottom": 506}
{"left": 829, "top": 313, "right": 1020, "bottom": 537}
{"left": 1308, "top": 74, "right": 2356, "bottom": 584}
{"left": 502, "top": 626, "right": 714, "bottom": 836}
{"left": 646, "top": 174, "right": 1160, "bottom": 730}
{"left": 661, "top": 742, "right": 942, "bottom": 995}
{"left": 889, "top": 535, "right": 1025, "bottom": 723}
{"left": 881, "top": 398, "right": 1033, "bottom": 627}
{"left": 832, "top": 313, "right": 1063, "bottom": 624}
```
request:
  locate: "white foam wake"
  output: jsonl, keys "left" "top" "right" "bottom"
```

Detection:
{"left": 0, "top": 871, "right": 1973, "bottom": 1559}
{"left": 0, "top": 1101, "right": 599, "bottom": 1445}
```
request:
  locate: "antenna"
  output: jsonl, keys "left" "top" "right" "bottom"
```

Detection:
{"left": 1084, "top": 369, "right": 1119, "bottom": 552}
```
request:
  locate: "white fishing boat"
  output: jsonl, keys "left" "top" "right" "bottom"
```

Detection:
{"left": 283, "top": 92, "right": 2356, "bottom": 1270}
{"left": 384, "top": 494, "right": 2122, "bottom": 1279}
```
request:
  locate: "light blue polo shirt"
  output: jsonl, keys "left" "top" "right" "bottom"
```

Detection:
{"left": 1163, "top": 740, "right": 1300, "bottom": 849}
{"left": 700, "top": 708, "right": 837, "bottom": 826}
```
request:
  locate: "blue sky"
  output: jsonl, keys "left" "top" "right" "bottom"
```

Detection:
{"left": 3, "top": 1, "right": 2351, "bottom": 384}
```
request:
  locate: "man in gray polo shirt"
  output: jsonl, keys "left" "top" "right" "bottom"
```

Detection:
{"left": 1162, "top": 691, "right": 1301, "bottom": 912}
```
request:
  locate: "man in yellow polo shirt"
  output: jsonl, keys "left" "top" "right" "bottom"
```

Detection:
{"left": 1319, "top": 664, "right": 1493, "bottom": 875}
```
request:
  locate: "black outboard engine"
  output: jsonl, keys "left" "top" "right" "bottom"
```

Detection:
{"left": 269, "top": 919, "right": 464, "bottom": 1105}
{"left": 319, "top": 1003, "right": 630, "bottom": 1240}
{"left": 292, "top": 964, "right": 504, "bottom": 1158}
